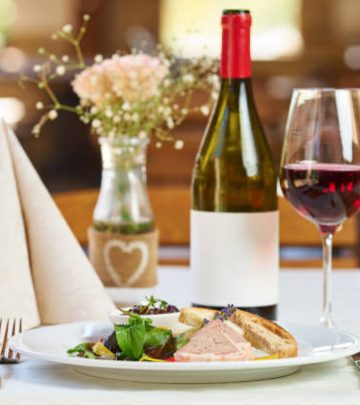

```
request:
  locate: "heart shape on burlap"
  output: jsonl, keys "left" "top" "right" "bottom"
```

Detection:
{"left": 103, "top": 239, "right": 149, "bottom": 287}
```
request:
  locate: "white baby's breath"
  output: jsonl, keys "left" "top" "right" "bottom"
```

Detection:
{"left": 30, "top": 25, "right": 219, "bottom": 142}
{"left": 105, "top": 109, "right": 113, "bottom": 118}
{"left": 200, "top": 105, "right": 210, "bottom": 116}
{"left": 182, "top": 74, "right": 194, "bottom": 84}
{"left": 94, "top": 54, "right": 103, "bottom": 63}
{"left": 48, "top": 110, "right": 58, "bottom": 120}
{"left": 62, "top": 24, "right": 73, "bottom": 33}
{"left": 163, "top": 107, "right": 172, "bottom": 117}
{"left": 122, "top": 102, "right": 131, "bottom": 111}
{"left": 36, "top": 102, "right": 44, "bottom": 110}
{"left": 56, "top": 65, "right": 66, "bottom": 76}
{"left": 131, "top": 113, "right": 139, "bottom": 122}
{"left": 207, "top": 74, "right": 219, "bottom": 85}
{"left": 32, "top": 125, "right": 40, "bottom": 135}
{"left": 91, "top": 119, "right": 101, "bottom": 128}
{"left": 166, "top": 117, "right": 174, "bottom": 129}
{"left": 33, "top": 64, "right": 42, "bottom": 73}
{"left": 174, "top": 140, "right": 184, "bottom": 150}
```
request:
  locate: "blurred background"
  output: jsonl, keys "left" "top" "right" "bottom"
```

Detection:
{"left": 0, "top": 0, "right": 359, "bottom": 265}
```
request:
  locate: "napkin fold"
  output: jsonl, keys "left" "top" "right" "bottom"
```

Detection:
{"left": 0, "top": 121, "right": 116, "bottom": 329}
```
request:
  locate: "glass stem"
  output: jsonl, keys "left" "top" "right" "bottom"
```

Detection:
{"left": 320, "top": 232, "right": 334, "bottom": 328}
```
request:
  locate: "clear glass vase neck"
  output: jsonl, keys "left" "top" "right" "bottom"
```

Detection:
{"left": 99, "top": 136, "right": 149, "bottom": 171}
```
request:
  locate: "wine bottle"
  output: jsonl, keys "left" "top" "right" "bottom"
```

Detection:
{"left": 191, "top": 9, "right": 279, "bottom": 319}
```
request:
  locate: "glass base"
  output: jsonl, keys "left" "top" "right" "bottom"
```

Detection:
{"left": 320, "top": 315, "right": 335, "bottom": 329}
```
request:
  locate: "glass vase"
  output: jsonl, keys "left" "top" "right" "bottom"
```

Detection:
{"left": 89, "top": 136, "right": 158, "bottom": 304}
{"left": 93, "top": 136, "right": 154, "bottom": 233}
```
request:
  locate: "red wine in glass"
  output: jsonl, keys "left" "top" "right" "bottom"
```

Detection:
{"left": 281, "top": 88, "right": 360, "bottom": 328}
{"left": 281, "top": 163, "right": 360, "bottom": 234}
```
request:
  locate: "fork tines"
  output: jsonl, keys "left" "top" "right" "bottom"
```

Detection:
{"left": 0, "top": 318, "right": 22, "bottom": 363}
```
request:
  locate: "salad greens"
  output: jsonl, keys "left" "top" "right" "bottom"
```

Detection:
{"left": 114, "top": 314, "right": 150, "bottom": 360}
{"left": 67, "top": 311, "right": 188, "bottom": 361}
{"left": 67, "top": 343, "right": 96, "bottom": 359}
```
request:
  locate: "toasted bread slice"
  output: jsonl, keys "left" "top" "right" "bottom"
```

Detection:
{"left": 179, "top": 307, "right": 218, "bottom": 328}
{"left": 230, "top": 309, "right": 297, "bottom": 358}
{"left": 179, "top": 307, "right": 297, "bottom": 358}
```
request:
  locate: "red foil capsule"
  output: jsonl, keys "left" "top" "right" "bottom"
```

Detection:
{"left": 220, "top": 10, "right": 252, "bottom": 79}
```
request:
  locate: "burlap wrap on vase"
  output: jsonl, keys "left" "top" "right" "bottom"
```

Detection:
{"left": 88, "top": 227, "right": 158, "bottom": 288}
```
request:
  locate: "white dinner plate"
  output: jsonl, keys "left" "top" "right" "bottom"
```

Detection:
{"left": 9, "top": 320, "right": 360, "bottom": 384}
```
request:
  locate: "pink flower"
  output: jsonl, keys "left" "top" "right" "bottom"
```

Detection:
{"left": 105, "top": 54, "right": 169, "bottom": 102}
{"left": 72, "top": 54, "right": 169, "bottom": 107}
{"left": 72, "top": 64, "right": 112, "bottom": 107}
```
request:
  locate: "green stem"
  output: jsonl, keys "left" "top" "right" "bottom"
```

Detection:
{"left": 43, "top": 82, "right": 60, "bottom": 107}
{"left": 74, "top": 41, "right": 85, "bottom": 68}
{"left": 77, "top": 26, "right": 86, "bottom": 43}
{"left": 58, "top": 104, "right": 80, "bottom": 114}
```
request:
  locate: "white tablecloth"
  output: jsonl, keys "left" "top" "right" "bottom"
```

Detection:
{"left": 1, "top": 267, "right": 360, "bottom": 404}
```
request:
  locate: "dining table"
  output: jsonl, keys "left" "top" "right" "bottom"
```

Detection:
{"left": 1, "top": 265, "right": 360, "bottom": 404}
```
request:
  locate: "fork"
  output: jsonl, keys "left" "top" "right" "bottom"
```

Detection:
{"left": 0, "top": 318, "right": 22, "bottom": 389}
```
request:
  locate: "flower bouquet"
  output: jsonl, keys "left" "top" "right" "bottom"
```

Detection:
{"left": 24, "top": 15, "right": 218, "bottom": 294}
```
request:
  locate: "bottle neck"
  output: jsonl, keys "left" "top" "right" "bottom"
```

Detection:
{"left": 220, "top": 13, "right": 251, "bottom": 79}
{"left": 218, "top": 78, "right": 255, "bottom": 106}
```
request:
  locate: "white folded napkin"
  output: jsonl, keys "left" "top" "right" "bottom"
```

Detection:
{"left": 0, "top": 121, "right": 116, "bottom": 329}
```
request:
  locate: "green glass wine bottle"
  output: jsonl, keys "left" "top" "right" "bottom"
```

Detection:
{"left": 191, "top": 10, "right": 279, "bottom": 319}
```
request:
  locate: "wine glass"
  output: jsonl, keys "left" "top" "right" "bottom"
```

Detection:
{"left": 280, "top": 88, "right": 360, "bottom": 328}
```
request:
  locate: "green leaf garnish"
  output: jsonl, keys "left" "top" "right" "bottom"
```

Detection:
{"left": 114, "top": 312, "right": 149, "bottom": 360}
{"left": 145, "top": 327, "right": 172, "bottom": 348}
{"left": 144, "top": 295, "right": 169, "bottom": 309}
{"left": 175, "top": 333, "right": 189, "bottom": 350}
{"left": 67, "top": 342, "right": 96, "bottom": 359}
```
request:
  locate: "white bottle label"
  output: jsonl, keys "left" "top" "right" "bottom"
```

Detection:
{"left": 191, "top": 210, "right": 279, "bottom": 307}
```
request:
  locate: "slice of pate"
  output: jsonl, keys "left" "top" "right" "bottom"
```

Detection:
{"left": 174, "top": 319, "right": 253, "bottom": 361}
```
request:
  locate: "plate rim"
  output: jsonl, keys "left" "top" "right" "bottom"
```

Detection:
{"left": 9, "top": 320, "right": 360, "bottom": 371}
